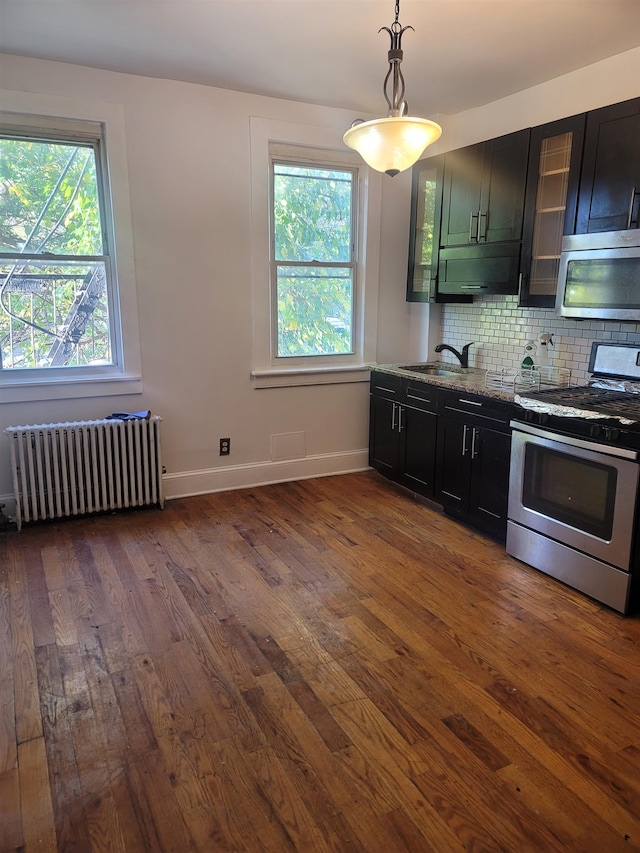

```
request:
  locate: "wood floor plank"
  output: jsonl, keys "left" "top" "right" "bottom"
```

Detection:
{"left": 0, "top": 768, "right": 23, "bottom": 852}
{"left": 0, "top": 558, "right": 17, "bottom": 776}
{"left": 18, "top": 737, "right": 57, "bottom": 852}
{"left": 3, "top": 471, "right": 640, "bottom": 852}
{"left": 119, "top": 751, "right": 198, "bottom": 853}
{"left": 35, "top": 642, "right": 91, "bottom": 852}
{"left": 8, "top": 548, "right": 43, "bottom": 745}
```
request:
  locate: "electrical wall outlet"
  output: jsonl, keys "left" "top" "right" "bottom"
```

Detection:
{"left": 219, "top": 437, "right": 230, "bottom": 456}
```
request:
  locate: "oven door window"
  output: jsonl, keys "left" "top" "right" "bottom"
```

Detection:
{"left": 522, "top": 443, "right": 616, "bottom": 540}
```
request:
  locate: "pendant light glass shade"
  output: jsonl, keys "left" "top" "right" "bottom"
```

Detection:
{"left": 343, "top": 116, "right": 442, "bottom": 177}
{"left": 344, "top": 0, "right": 442, "bottom": 176}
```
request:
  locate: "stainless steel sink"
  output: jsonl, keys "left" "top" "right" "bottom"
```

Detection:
{"left": 400, "top": 364, "right": 465, "bottom": 377}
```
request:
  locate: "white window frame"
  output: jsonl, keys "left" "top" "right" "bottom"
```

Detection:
{"left": 250, "top": 117, "right": 380, "bottom": 389}
{"left": 0, "top": 90, "right": 142, "bottom": 404}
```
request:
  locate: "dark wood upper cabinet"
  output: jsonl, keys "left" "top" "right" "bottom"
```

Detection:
{"left": 437, "top": 129, "right": 530, "bottom": 295}
{"left": 519, "top": 113, "right": 586, "bottom": 308}
{"left": 440, "top": 142, "right": 485, "bottom": 247}
{"left": 576, "top": 97, "right": 640, "bottom": 234}
{"left": 440, "top": 129, "right": 530, "bottom": 248}
{"left": 405, "top": 97, "right": 639, "bottom": 305}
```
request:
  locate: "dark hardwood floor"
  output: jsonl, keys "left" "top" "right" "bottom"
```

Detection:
{"left": 2, "top": 471, "right": 640, "bottom": 852}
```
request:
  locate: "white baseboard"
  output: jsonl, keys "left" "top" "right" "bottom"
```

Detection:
{"left": 162, "top": 449, "right": 370, "bottom": 501}
{"left": 0, "top": 451, "right": 370, "bottom": 523}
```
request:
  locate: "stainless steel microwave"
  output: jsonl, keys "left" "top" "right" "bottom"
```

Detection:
{"left": 557, "top": 230, "right": 640, "bottom": 320}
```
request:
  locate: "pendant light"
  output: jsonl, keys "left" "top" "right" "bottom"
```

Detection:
{"left": 343, "top": 0, "right": 442, "bottom": 177}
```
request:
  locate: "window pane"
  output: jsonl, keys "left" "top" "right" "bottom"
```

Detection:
{"left": 0, "top": 259, "right": 112, "bottom": 368}
{"left": 276, "top": 265, "right": 353, "bottom": 357}
{"left": 0, "top": 137, "right": 103, "bottom": 255}
{"left": 0, "top": 132, "right": 114, "bottom": 371}
{"left": 273, "top": 165, "right": 352, "bottom": 263}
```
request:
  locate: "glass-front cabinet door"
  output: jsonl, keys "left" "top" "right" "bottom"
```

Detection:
{"left": 406, "top": 155, "right": 443, "bottom": 302}
{"left": 519, "top": 114, "right": 586, "bottom": 308}
{"left": 406, "top": 154, "right": 471, "bottom": 303}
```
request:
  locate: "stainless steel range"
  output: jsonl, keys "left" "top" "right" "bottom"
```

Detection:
{"left": 507, "top": 342, "right": 640, "bottom": 614}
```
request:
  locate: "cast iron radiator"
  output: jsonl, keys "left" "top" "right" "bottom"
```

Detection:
{"left": 5, "top": 416, "right": 163, "bottom": 530}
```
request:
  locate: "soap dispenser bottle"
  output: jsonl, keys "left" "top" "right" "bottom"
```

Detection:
{"left": 521, "top": 341, "right": 537, "bottom": 370}
{"left": 537, "top": 333, "right": 553, "bottom": 369}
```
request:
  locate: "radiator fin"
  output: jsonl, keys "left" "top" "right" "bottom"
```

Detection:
{"left": 5, "top": 417, "right": 163, "bottom": 530}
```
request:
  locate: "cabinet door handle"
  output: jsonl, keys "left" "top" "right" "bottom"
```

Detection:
{"left": 391, "top": 402, "right": 397, "bottom": 431}
{"left": 478, "top": 210, "right": 488, "bottom": 241}
{"left": 458, "top": 398, "right": 483, "bottom": 407}
{"left": 628, "top": 187, "right": 639, "bottom": 229}
{"left": 462, "top": 424, "right": 469, "bottom": 456}
{"left": 459, "top": 285, "right": 488, "bottom": 291}
{"left": 471, "top": 427, "right": 479, "bottom": 459}
{"left": 398, "top": 405, "right": 404, "bottom": 433}
{"left": 469, "top": 211, "right": 479, "bottom": 242}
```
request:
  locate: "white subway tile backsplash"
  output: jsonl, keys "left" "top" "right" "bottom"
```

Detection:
{"left": 438, "top": 296, "right": 640, "bottom": 385}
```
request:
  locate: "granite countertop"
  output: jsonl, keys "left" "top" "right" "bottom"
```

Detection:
{"left": 373, "top": 363, "right": 520, "bottom": 403}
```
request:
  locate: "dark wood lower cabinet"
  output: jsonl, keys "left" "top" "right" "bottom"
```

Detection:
{"left": 435, "top": 390, "right": 515, "bottom": 541}
{"left": 369, "top": 372, "right": 438, "bottom": 499}
{"left": 370, "top": 373, "right": 515, "bottom": 540}
{"left": 399, "top": 404, "right": 438, "bottom": 494}
{"left": 369, "top": 393, "right": 399, "bottom": 476}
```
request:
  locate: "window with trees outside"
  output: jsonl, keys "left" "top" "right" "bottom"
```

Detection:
{"left": 1, "top": 116, "right": 117, "bottom": 374}
{"left": 272, "top": 160, "right": 356, "bottom": 359}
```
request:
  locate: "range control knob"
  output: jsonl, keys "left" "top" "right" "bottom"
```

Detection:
{"left": 538, "top": 412, "right": 548, "bottom": 425}
{"left": 524, "top": 410, "right": 536, "bottom": 422}
{"left": 590, "top": 424, "right": 602, "bottom": 438}
{"left": 609, "top": 428, "right": 620, "bottom": 442}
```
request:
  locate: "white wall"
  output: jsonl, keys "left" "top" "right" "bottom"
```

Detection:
{"left": 0, "top": 53, "right": 413, "bottom": 508}
{"left": 1, "top": 48, "right": 638, "bottom": 511}
{"left": 427, "top": 48, "right": 640, "bottom": 155}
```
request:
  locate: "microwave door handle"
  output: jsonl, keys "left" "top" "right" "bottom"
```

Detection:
{"left": 628, "top": 186, "right": 639, "bottom": 229}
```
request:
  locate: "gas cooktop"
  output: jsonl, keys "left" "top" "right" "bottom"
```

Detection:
{"left": 513, "top": 343, "right": 640, "bottom": 449}
{"left": 516, "top": 342, "right": 640, "bottom": 424}
{"left": 521, "top": 384, "right": 640, "bottom": 422}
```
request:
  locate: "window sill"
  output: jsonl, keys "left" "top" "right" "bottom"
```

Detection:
{"left": 251, "top": 364, "right": 372, "bottom": 389}
{"left": 1, "top": 374, "right": 143, "bottom": 404}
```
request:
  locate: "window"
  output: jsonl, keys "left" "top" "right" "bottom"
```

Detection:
{"left": 249, "top": 117, "right": 381, "bottom": 389}
{"left": 272, "top": 162, "right": 356, "bottom": 358}
{"left": 1, "top": 116, "right": 115, "bottom": 370}
{"left": 0, "top": 91, "right": 141, "bottom": 402}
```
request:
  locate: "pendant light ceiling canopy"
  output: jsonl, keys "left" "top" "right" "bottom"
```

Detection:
{"left": 343, "top": 0, "right": 442, "bottom": 177}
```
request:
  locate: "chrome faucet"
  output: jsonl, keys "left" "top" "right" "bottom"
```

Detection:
{"left": 434, "top": 342, "right": 474, "bottom": 368}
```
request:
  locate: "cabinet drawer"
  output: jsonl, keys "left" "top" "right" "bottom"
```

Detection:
{"left": 370, "top": 371, "right": 402, "bottom": 399}
{"left": 438, "top": 242, "right": 521, "bottom": 295}
{"left": 438, "top": 389, "right": 516, "bottom": 429}
{"left": 403, "top": 379, "right": 439, "bottom": 412}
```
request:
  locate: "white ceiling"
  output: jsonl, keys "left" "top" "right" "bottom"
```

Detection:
{"left": 0, "top": 1, "right": 639, "bottom": 118}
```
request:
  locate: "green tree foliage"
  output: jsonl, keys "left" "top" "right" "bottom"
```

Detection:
{"left": 420, "top": 174, "right": 436, "bottom": 267}
{"left": 0, "top": 136, "right": 111, "bottom": 368}
{"left": 0, "top": 139, "right": 101, "bottom": 254}
{"left": 273, "top": 164, "right": 354, "bottom": 357}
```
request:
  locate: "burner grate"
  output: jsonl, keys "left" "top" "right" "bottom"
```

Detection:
{"left": 529, "top": 386, "right": 640, "bottom": 420}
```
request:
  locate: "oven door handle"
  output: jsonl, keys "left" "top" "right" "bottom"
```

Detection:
{"left": 509, "top": 420, "right": 640, "bottom": 461}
